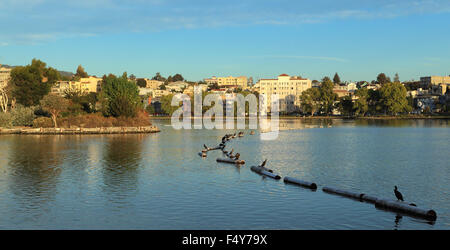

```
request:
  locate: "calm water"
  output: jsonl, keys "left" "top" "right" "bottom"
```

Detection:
{"left": 0, "top": 118, "right": 449, "bottom": 229}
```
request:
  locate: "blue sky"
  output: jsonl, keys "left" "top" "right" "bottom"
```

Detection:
{"left": 0, "top": 0, "right": 449, "bottom": 82}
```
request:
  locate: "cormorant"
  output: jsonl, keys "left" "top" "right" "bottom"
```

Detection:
{"left": 261, "top": 159, "right": 267, "bottom": 167}
{"left": 394, "top": 186, "right": 404, "bottom": 201}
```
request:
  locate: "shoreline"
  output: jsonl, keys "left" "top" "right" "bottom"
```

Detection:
{"left": 150, "top": 116, "right": 450, "bottom": 120}
{"left": 0, "top": 126, "right": 161, "bottom": 135}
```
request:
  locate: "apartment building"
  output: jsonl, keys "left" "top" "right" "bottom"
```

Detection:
{"left": 144, "top": 79, "right": 164, "bottom": 89}
{"left": 204, "top": 76, "right": 248, "bottom": 88}
{"left": 257, "top": 74, "right": 312, "bottom": 113}
{"left": 51, "top": 76, "right": 102, "bottom": 96}
{"left": 420, "top": 76, "right": 450, "bottom": 87}
{"left": 420, "top": 76, "right": 450, "bottom": 95}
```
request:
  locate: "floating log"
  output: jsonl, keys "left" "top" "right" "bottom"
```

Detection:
{"left": 322, "top": 186, "right": 437, "bottom": 221}
{"left": 250, "top": 166, "right": 281, "bottom": 180}
{"left": 284, "top": 177, "right": 317, "bottom": 189}
{"left": 360, "top": 194, "right": 378, "bottom": 204}
{"left": 216, "top": 158, "right": 245, "bottom": 165}
{"left": 203, "top": 145, "right": 222, "bottom": 152}
{"left": 374, "top": 198, "right": 437, "bottom": 221}
{"left": 322, "top": 186, "right": 364, "bottom": 200}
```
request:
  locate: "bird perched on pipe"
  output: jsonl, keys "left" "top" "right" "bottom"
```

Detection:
{"left": 394, "top": 186, "right": 404, "bottom": 201}
{"left": 261, "top": 159, "right": 267, "bottom": 167}
{"left": 258, "top": 159, "right": 273, "bottom": 173}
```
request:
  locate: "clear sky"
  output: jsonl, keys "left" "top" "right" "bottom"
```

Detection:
{"left": 0, "top": 0, "right": 449, "bottom": 82}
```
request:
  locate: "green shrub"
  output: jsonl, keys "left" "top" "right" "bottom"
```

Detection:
{"left": 32, "top": 117, "right": 54, "bottom": 128}
{"left": 11, "top": 105, "right": 36, "bottom": 126}
{"left": 0, "top": 112, "right": 13, "bottom": 128}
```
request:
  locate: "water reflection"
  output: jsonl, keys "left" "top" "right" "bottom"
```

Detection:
{"left": 101, "top": 135, "right": 145, "bottom": 202}
{"left": 394, "top": 214, "right": 403, "bottom": 230}
{"left": 354, "top": 118, "right": 450, "bottom": 127}
{"left": 7, "top": 136, "right": 65, "bottom": 212}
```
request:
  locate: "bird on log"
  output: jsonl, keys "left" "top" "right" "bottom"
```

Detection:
{"left": 394, "top": 186, "right": 404, "bottom": 201}
{"left": 258, "top": 159, "right": 273, "bottom": 173}
{"left": 261, "top": 159, "right": 267, "bottom": 167}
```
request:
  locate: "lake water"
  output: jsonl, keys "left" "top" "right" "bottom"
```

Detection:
{"left": 0, "top": 118, "right": 448, "bottom": 229}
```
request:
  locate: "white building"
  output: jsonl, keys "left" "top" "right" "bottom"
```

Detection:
{"left": 166, "top": 81, "right": 189, "bottom": 92}
{"left": 257, "top": 74, "right": 312, "bottom": 113}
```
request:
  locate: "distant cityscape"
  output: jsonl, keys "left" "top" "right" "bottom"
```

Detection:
{"left": 1, "top": 63, "right": 449, "bottom": 116}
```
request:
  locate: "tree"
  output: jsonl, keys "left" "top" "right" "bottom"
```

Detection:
{"left": 129, "top": 74, "right": 136, "bottom": 81}
{"left": 40, "top": 94, "right": 69, "bottom": 128}
{"left": 172, "top": 73, "right": 184, "bottom": 82}
{"left": 353, "top": 88, "right": 369, "bottom": 116}
{"left": 333, "top": 73, "right": 341, "bottom": 85}
{"left": 368, "top": 89, "right": 383, "bottom": 114}
{"left": 300, "top": 88, "right": 321, "bottom": 115}
{"left": 75, "top": 65, "right": 88, "bottom": 78}
{"left": 160, "top": 94, "right": 181, "bottom": 115}
{"left": 379, "top": 82, "right": 411, "bottom": 115}
{"left": 376, "top": 73, "right": 391, "bottom": 85}
{"left": 136, "top": 78, "right": 147, "bottom": 88}
{"left": 152, "top": 72, "right": 165, "bottom": 81}
{"left": 9, "top": 59, "right": 61, "bottom": 107}
{"left": 100, "top": 73, "right": 141, "bottom": 117}
{"left": 393, "top": 73, "right": 400, "bottom": 83}
{"left": 321, "top": 76, "right": 331, "bottom": 83}
{"left": 209, "top": 82, "right": 219, "bottom": 90}
{"left": 319, "top": 78, "right": 338, "bottom": 115}
{"left": 65, "top": 89, "right": 98, "bottom": 114}
{"left": 338, "top": 96, "right": 354, "bottom": 116}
